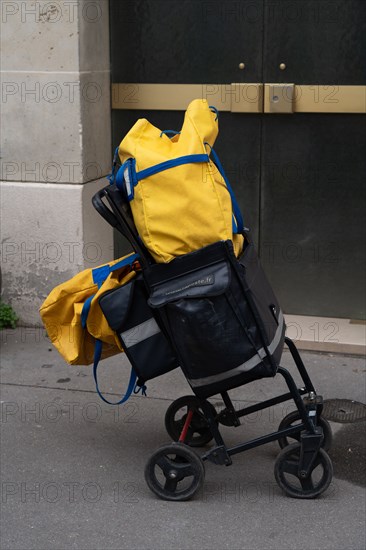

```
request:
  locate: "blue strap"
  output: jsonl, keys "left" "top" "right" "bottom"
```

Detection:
{"left": 92, "top": 339, "right": 138, "bottom": 405}
{"left": 81, "top": 294, "right": 94, "bottom": 329}
{"left": 205, "top": 143, "right": 245, "bottom": 234}
{"left": 136, "top": 154, "right": 210, "bottom": 182}
{"left": 116, "top": 155, "right": 210, "bottom": 200}
{"left": 160, "top": 130, "right": 181, "bottom": 138}
{"left": 114, "top": 147, "right": 244, "bottom": 235}
{"left": 91, "top": 253, "right": 139, "bottom": 287}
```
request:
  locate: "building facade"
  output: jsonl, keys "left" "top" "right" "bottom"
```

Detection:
{"left": 1, "top": 1, "right": 365, "bottom": 353}
{"left": 1, "top": 0, "right": 114, "bottom": 325}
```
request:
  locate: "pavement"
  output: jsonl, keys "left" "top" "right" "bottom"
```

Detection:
{"left": 0, "top": 327, "right": 365, "bottom": 550}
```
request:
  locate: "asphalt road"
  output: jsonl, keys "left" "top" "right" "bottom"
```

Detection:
{"left": 1, "top": 327, "right": 365, "bottom": 550}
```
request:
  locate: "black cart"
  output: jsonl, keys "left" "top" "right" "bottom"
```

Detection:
{"left": 92, "top": 182, "right": 333, "bottom": 502}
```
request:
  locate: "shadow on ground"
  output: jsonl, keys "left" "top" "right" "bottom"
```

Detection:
{"left": 328, "top": 421, "right": 366, "bottom": 487}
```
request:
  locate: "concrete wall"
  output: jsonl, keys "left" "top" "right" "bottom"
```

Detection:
{"left": 0, "top": 0, "right": 113, "bottom": 325}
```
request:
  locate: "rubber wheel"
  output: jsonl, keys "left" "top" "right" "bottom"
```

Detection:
{"left": 144, "top": 443, "right": 205, "bottom": 501}
{"left": 274, "top": 442, "right": 333, "bottom": 499}
{"left": 278, "top": 411, "right": 333, "bottom": 452}
{"left": 165, "top": 396, "right": 216, "bottom": 447}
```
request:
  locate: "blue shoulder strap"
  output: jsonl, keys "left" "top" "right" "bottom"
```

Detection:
{"left": 80, "top": 252, "right": 141, "bottom": 405}
{"left": 92, "top": 340, "right": 138, "bottom": 405}
{"left": 115, "top": 155, "right": 210, "bottom": 199}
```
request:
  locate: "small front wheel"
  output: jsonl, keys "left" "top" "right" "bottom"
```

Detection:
{"left": 274, "top": 442, "right": 333, "bottom": 499}
{"left": 144, "top": 443, "right": 205, "bottom": 501}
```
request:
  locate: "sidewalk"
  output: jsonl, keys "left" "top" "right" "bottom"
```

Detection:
{"left": 1, "top": 327, "right": 365, "bottom": 550}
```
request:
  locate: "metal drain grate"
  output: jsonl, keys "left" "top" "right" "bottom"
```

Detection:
{"left": 323, "top": 399, "right": 366, "bottom": 423}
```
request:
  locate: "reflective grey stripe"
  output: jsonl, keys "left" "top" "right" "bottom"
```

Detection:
{"left": 268, "top": 310, "right": 284, "bottom": 355}
{"left": 120, "top": 317, "right": 161, "bottom": 348}
{"left": 188, "top": 310, "right": 285, "bottom": 388}
{"left": 189, "top": 354, "right": 264, "bottom": 388}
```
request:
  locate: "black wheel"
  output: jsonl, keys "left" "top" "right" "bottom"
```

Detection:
{"left": 165, "top": 396, "right": 216, "bottom": 447}
{"left": 274, "top": 442, "right": 333, "bottom": 499}
{"left": 278, "top": 411, "right": 333, "bottom": 452}
{"left": 144, "top": 443, "right": 205, "bottom": 501}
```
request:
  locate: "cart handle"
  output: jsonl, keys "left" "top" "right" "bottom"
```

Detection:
{"left": 92, "top": 189, "right": 119, "bottom": 229}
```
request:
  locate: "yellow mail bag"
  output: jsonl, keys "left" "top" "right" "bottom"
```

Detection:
{"left": 39, "top": 253, "right": 139, "bottom": 365}
{"left": 116, "top": 99, "right": 244, "bottom": 263}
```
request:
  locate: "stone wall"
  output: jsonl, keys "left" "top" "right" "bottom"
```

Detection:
{"left": 0, "top": 0, "right": 113, "bottom": 325}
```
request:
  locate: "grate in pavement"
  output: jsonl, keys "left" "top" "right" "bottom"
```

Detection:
{"left": 322, "top": 399, "right": 366, "bottom": 423}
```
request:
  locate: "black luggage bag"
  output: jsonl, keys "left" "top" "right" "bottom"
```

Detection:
{"left": 144, "top": 239, "right": 286, "bottom": 398}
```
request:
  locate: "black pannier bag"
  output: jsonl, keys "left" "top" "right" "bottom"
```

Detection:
{"left": 145, "top": 239, "right": 286, "bottom": 399}
{"left": 99, "top": 274, "right": 179, "bottom": 386}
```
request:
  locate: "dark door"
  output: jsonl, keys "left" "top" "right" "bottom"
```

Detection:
{"left": 110, "top": 0, "right": 366, "bottom": 319}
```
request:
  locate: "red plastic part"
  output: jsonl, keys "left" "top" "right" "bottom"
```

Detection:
{"left": 178, "top": 409, "right": 194, "bottom": 443}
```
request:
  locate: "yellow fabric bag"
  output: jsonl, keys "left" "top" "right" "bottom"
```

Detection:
{"left": 117, "top": 99, "right": 244, "bottom": 263}
{"left": 39, "top": 253, "right": 139, "bottom": 365}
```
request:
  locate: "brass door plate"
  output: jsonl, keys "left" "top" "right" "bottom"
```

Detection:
{"left": 112, "top": 83, "right": 264, "bottom": 113}
{"left": 112, "top": 83, "right": 366, "bottom": 114}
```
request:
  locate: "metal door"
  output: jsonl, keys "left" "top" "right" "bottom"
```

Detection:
{"left": 110, "top": 0, "right": 366, "bottom": 319}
